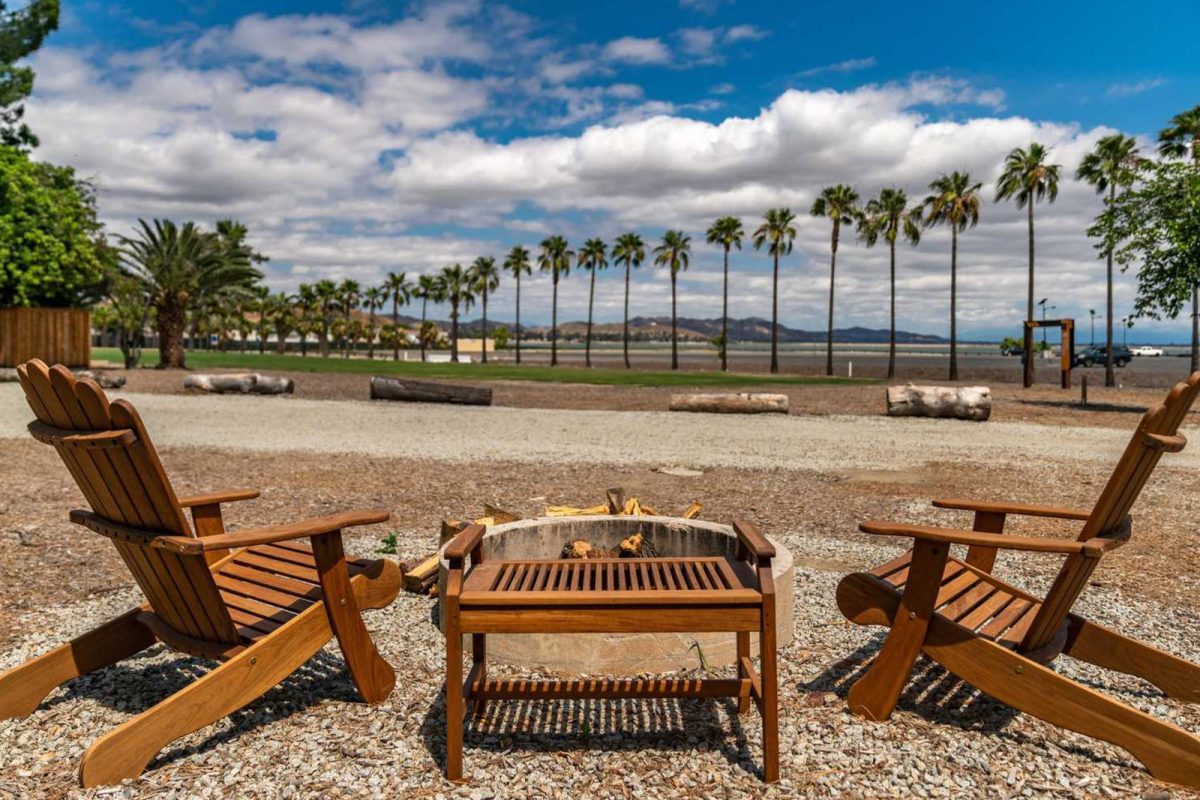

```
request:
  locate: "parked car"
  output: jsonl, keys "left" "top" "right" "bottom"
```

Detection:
{"left": 1132, "top": 345, "right": 1164, "bottom": 357}
{"left": 1073, "top": 345, "right": 1133, "bottom": 368}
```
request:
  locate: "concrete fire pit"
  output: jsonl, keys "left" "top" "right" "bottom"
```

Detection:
{"left": 438, "top": 515, "right": 794, "bottom": 675}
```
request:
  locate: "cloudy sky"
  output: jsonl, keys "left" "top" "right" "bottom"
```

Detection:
{"left": 25, "top": 0, "right": 1200, "bottom": 341}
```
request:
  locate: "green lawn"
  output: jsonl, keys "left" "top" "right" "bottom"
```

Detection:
{"left": 93, "top": 348, "right": 875, "bottom": 388}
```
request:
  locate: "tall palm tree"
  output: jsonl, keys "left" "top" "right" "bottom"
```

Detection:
{"left": 470, "top": 256, "right": 501, "bottom": 364}
{"left": 440, "top": 264, "right": 475, "bottom": 363}
{"left": 1078, "top": 134, "right": 1142, "bottom": 387}
{"left": 295, "top": 283, "right": 318, "bottom": 356}
{"left": 859, "top": 188, "right": 922, "bottom": 379}
{"left": 705, "top": 216, "right": 743, "bottom": 371}
{"left": 923, "top": 171, "right": 983, "bottom": 381}
{"left": 1158, "top": 104, "right": 1200, "bottom": 163}
{"left": 251, "top": 284, "right": 271, "bottom": 354}
{"left": 383, "top": 271, "right": 412, "bottom": 361}
{"left": 363, "top": 286, "right": 385, "bottom": 359}
{"left": 578, "top": 237, "right": 608, "bottom": 367}
{"left": 415, "top": 273, "right": 444, "bottom": 362}
{"left": 313, "top": 279, "right": 339, "bottom": 358}
{"left": 612, "top": 232, "right": 645, "bottom": 369}
{"left": 810, "top": 185, "right": 862, "bottom": 376}
{"left": 269, "top": 291, "right": 295, "bottom": 355}
{"left": 752, "top": 208, "right": 798, "bottom": 374}
{"left": 538, "top": 235, "right": 573, "bottom": 366}
{"left": 118, "top": 219, "right": 259, "bottom": 369}
{"left": 995, "top": 142, "right": 1062, "bottom": 327}
{"left": 504, "top": 245, "right": 532, "bottom": 364}
{"left": 337, "top": 279, "right": 361, "bottom": 358}
{"left": 653, "top": 230, "right": 691, "bottom": 370}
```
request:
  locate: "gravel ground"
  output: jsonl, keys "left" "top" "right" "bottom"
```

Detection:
{"left": 2, "top": 387, "right": 1199, "bottom": 798}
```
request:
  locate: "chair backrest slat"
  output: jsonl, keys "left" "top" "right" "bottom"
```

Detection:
{"left": 17, "top": 360, "right": 239, "bottom": 645}
{"left": 1020, "top": 372, "right": 1200, "bottom": 652}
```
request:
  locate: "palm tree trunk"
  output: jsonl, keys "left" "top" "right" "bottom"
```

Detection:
{"left": 721, "top": 246, "right": 729, "bottom": 372}
{"left": 515, "top": 275, "right": 522, "bottom": 365}
{"left": 1192, "top": 282, "right": 1199, "bottom": 374}
{"left": 586, "top": 267, "right": 595, "bottom": 367}
{"left": 623, "top": 261, "right": 631, "bottom": 369}
{"left": 770, "top": 252, "right": 779, "bottom": 374}
{"left": 368, "top": 310, "right": 376, "bottom": 359}
{"left": 392, "top": 297, "right": 399, "bottom": 361}
{"left": 1026, "top": 201, "right": 1035, "bottom": 324}
{"left": 826, "top": 224, "right": 837, "bottom": 377}
{"left": 1105, "top": 183, "right": 1116, "bottom": 388}
{"left": 888, "top": 237, "right": 896, "bottom": 380}
{"left": 420, "top": 297, "right": 428, "bottom": 362}
{"left": 671, "top": 270, "right": 678, "bottom": 371}
{"left": 451, "top": 300, "right": 459, "bottom": 363}
{"left": 157, "top": 298, "right": 187, "bottom": 369}
{"left": 551, "top": 274, "right": 559, "bottom": 367}
{"left": 949, "top": 227, "right": 959, "bottom": 381}
{"left": 481, "top": 291, "right": 489, "bottom": 365}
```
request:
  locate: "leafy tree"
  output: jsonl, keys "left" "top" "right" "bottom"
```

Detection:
{"left": 705, "top": 216, "right": 743, "bottom": 371}
{"left": 118, "top": 219, "right": 260, "bottom": 368}
{"left": 363, "top": 285, "right": 385, "bottom": 359}
{"left": 1078, "top": 134, "right": 1142, "bottom": 386}
{"left": 492, "top": 324, "right": 510, "bottom": 351}
{"left": 1100, "top": 161, "right": 1200, "bottom": 372}
{"left": 995, "top": 142, "right": 1061, "bottom": 328}
{"left": 859, "top": 188, "right": 922, "bottom": 379}
{"left": 653, "top": 230, "right": 691, "bottom": 370}
{"left": 337, "top": 279, "right": 361, "bottom": 358}
{"left": 1158, "top": 104, "right": 1200, "bottom": 163}
{"left": 414, "top": 273, "right": 445, "bottom": 362}
{"left": 503, "top": 245, "right": 532, "bottom": 363}
{"left": 440, "top": 264, "right": 475, "bottom": 362}
{"left": 0, "top": 0, "right": 58, "bottom": 149}
{"left": 612, "top": 232, "right": 645, "bottom": 369}
{"left": 0, "top": 146, "right": 108, "bottom": 307}
{"left": 923, "top": 171, "right": 982, "bottom": 381}
{"left": 811, "top": 185, "right": 861, "bottom": 376}
{"left": 94, "top": 264, "right": 152, "bottom": 368}
{"left": 538, "top": 235, "right": 572, "bottom": 366}
{"left": 577, "top": 237, "right": 607, "bottom": 367}
{"left": 295, "top": 283, "right": 318, "bottom": 356}
{"left": 752, "top": 208, "right": 797, "bottom": 374}
{"left": 470, "top": 256, "right": 501, "bottom": 364}
{"left": 383, "top": 271, "right": 411, "bottom": 361}
{"left": 419, "top": 319, "right": 441, "bottom": 351}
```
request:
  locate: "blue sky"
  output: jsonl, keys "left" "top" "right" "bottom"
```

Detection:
{"left": 27, "top": 0, "right": 1200, "bottom": 340}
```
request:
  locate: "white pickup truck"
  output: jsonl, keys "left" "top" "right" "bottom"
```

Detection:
{"left": 1132, "top": 345, "right": 1164, "bottom": 357}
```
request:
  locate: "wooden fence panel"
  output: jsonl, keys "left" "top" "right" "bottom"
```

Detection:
{"left": 0, "top": 308, "right": 91, "bottom": 367}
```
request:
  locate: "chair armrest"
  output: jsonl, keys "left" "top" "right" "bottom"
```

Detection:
{"left": 444, "top": 524, "right": 486, "bottom": 567}
{"left": 931, "top": 498, "right": 1091, "bottom": 521}
{"left": 859, "top": 520, "right": 1111, "bottom": 558}
{"left": 733, "top": 519, "right": 775, "bottom": 562}
{"left": 177, "top": 489, "right": 261, "bottom": 508}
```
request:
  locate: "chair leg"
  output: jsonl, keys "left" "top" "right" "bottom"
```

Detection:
{"left": 925, "top": 617, "right": 1200, "bottom": 790}
{"left": 78, "top": 605, "right": 333, "bottom": 788}
{"left": 1063, "top": 614, "right": 1200, "bottom": 703}
{"left": 848, "top": 540, "right": 947, "bottom": 722}
{"left": 758, "top": 608, "right": 779, "bottom": 783}
{"left": 736, "top": 631, "right": 751, "bottom": 714}
{"left": 445, "top": 620, "right": 465, "bottom": 782}
{"left": 0, "top": 608, "right": 156, "bottom": 720}
{"left": 470, "top": 634, "right": 487, "bottom": 719}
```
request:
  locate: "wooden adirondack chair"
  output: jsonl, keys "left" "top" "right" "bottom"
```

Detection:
{"left": 837, "top": 372, "right": 1200, "bottom": 788}
{"left": 0, "top": 360, "right": 401, "bottom": 787}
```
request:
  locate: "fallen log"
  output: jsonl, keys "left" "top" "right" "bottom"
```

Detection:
{"left": 369, "top": 376, "right": 491, "bottom": 406}
{"left": 885, "top": 384, "right": 991, "bottom": 422}
{"left": 183, "top": 373, "right": 293, "bottom": 395}
{"left": 74, "top": 370, "right": 126, "bottom": 389}
{"left": 669, "top": 392, "right": 788, "bottom": 414}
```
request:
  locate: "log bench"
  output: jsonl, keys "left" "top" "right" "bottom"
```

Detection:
{"left": 441, "top": 520, "right": 780, "bottom": 783}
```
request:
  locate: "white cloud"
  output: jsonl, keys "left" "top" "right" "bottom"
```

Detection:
{"left": 710, "top": 82, "right": 736, "bottom": 95}
{"left": 723, "top": 25, "right": 768, "bottom": 43}
{"left": 602, "top": 36, "right": 672, "bottom": 65}
{"left": 799, "top": 56, "right": 877, "bottom": 77}
{"left": 678, "top": 27, "right": 719, "bottom": 58}
{"left": 1106, "top": 77, "right": 1166, "bottom": 98}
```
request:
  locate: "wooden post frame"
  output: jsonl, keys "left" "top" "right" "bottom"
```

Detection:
{"left": 1023, "top": 318, "right": 1075, "bottom": 389}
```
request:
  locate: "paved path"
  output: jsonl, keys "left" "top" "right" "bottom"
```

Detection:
{"left": 2, "top": 385, "right": 1192, "bottom": 472}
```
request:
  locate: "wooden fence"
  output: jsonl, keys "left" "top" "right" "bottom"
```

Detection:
{"left": 0, "top": 308, "right": 91, "bottom": 367}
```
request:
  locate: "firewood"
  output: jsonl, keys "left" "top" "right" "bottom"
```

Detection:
{"left": 561, "top": 539, "right": 595, "bottom": 559}
{"left": 618, "top": 532, "right": 659, "bottom": 558}
{"left": 440, "top": 519, "right": 469, "bottom": 545}
{"left": 681, "top": 501, "right": 703, "bottom": 520}
{"left": 621, "top": 498, "right": 643, "bottom": 516}
{"left": 545, "top": 504, "right": 608, "bottom": 516}
{"left": 605, "top": 488, "right": 626, "bottom": 515}
{"left": 402, "top": 553, "right": 439, "bottom": 592}
{"left": 483, "top": 504, "right": 521, "bottom": 524}
{"left": 473, "top": 516, "right": 495, "bottom": 528}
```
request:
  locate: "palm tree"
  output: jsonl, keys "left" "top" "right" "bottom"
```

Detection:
{"left": 503, "top": 245, "right": 532, "bottom": 364}
{"left": 269, "top": 292, "right": 295, "bottom": 354}
{"left": 251, "top": 285, "right": 271, "bottom": 354}
{"left": 295, "top": 283, "right": 318, "bottom": 356}
{"left": 337, "top": 279, "right": 361, "bottom": 358}
{"left": 705, "top": 217, "right": 743, "bottom": 371}
{"left": 415, "top": 273, "right": 445, "bottom": 362}
{"left": 811, "top": 185, "right": 862, "bottom": 376}
{"left": 383, "top": 271, "right": 412, "bottom": 361}
{"left": 612, "top": 232, "right": 646, "bottom": 369}
{"left": 752, "top": 208, "right": 798, "bottom": 374}
{"left": 653, "top": 230, "right": 692, "bottom": 370}
{"left": 1078, "top": 134, "right": 1142, "bottom": 387}
{"left": 1158, "top": 104, "right": 1200, "bottom": 163}
{"left": 363, "top": 286, "right": 385, "bottom": 359}
{"left": 923, "top": 171, "right": 983, "bottom": 381}
{"left": 118, "top": 219, "right": 260, "bottom": 368}
{"left": 440, "top": 264, "right": 475, "bottom": 362}
{"left": 313, "top": 279, "right": 339, "bottom": 358}
{"left": 995, "top": 142, "right": 1062, "bottom": 328}
{"left": 859, "top": 188, "right": 922, "bottom": 379}
{"left": 470, "top": 256, "right": 501, "bottom": 364}
{"left": 578, "top": 238, "right": 608, "bottom": 367}
{"left": 538, "top": 235, "right": 573, "bottom": 366}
